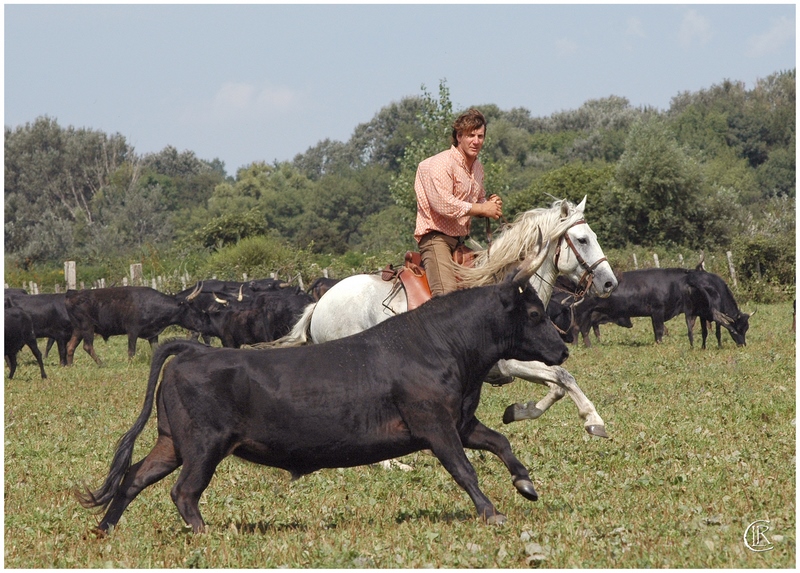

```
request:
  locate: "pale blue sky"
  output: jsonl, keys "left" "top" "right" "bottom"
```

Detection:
{"left": 4, "top": 4, "right": 796, "bottom": 175}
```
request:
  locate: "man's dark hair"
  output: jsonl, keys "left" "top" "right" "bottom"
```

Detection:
{"left": 451, "top": 108, "right": 487, "bottom": 146}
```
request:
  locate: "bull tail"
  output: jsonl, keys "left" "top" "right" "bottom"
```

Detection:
{"left": 76, "top": 339, "right": 197, "bottom": 510}
{"left": 260, "top": 302, "right": 316, "bottom": 347}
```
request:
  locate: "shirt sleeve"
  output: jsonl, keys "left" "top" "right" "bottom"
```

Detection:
{"left": 420, "top": 162, "right": 473, "bottom": 218}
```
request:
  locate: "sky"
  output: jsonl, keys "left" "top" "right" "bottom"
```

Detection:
{"left": 4, "top": 3, "right": 796, "bottom": 175}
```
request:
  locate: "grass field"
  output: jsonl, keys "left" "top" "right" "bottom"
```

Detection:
{"left": 4, "top": 301, "right": 795, "bottom": 568}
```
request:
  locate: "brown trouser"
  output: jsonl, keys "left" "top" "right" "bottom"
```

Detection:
{"left": 418, "top": 232, "right": 462, "bottom": 297}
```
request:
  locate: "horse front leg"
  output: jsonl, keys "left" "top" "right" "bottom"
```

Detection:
{"left": 496, "top": 359, "right": 608, "bottom": 438}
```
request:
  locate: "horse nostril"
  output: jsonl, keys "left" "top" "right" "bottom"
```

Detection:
{"left": 604, "top": 281, "right": 614, "bottom": 291}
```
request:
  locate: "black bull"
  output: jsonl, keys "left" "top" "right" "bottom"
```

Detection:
{"left": 78, "top": 267, "right": 569, "bottom": 533}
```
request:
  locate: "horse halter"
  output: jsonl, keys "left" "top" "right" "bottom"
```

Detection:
{"left": 553, "top": 219, "right": 608, "bottom": 299}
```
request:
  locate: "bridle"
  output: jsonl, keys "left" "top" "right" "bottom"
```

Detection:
{"left": 552, "top": 219, "right": 608, "bottom": 300}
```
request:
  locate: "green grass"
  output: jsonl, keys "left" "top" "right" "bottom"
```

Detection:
{"left": 4, "top": 303, "right": 795, "bottom": 567}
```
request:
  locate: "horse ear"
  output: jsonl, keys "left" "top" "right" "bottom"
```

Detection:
{"left": 576, "top": 196, "right": 587, "bottom": 213}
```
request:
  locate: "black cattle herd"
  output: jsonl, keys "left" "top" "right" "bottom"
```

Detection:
{"left": 4, "top": 259, "right": 755, "bottom": 532}
{"left": 546, "top": 261, "right": 752, "bottom": 350}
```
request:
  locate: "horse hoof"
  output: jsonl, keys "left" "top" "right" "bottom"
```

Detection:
{"left": 585, "top": 425, "right": 609, "bottom": 438}
{"left": 502, "top": 404, "right": 518, "bottom": 424}
{"left": 485, "top": 513, "right": 507, "bottom": 526}
{"left": 513, "top": 479, "right": 538, "bottom": 501}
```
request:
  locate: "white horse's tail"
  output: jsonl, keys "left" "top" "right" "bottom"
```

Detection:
{"left": 270, "top": 302, "right": 317, "bottom": 347}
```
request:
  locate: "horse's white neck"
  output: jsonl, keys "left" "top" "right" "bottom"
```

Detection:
{"left": 528, "top": 245, "right": 558, "bottom": 307}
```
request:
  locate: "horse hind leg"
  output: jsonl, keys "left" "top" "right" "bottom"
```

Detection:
{"left": 95, "top": 435, "right": 181, "bottom": 533}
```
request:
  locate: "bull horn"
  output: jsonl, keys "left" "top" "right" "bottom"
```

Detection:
{"left": 512, "top": 228, "right": 550, "bottom": 286}
{"left": 186, "top": 281, "right": 203, "bottom": 301}
{"left": 712, "top": 309, "right": 732, "bottom": 326}
{"left": 696, "top": 251, "right": 705, "bottom": 271}
{"left": 213, "top": 293, "right": 229, "bottom": 305}
{"left": 237, "top": 285, "right": 244, "bottom": 302}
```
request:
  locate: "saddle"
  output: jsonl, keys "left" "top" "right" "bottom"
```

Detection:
{"left": 380, "top": 246, "right": 475, "bottom": 311}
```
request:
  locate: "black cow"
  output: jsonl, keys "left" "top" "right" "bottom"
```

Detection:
{"left": 65, "top": 287, "right": 211, "bottom": 365}
{"left": 174, "top": 278, "right": 291, "bottom": 303}
{"left": 308, "top": 277, "right": 340, "bottom": 301}
{"left": 5, "top": 292, "right": 73, "bottom": 366}
{"left": 546, "top": 279, "right": 632, "bottom": 345}
{"left": 192, "top": 289, "right": 312, "bottom": 347}
{"left": 575, "top": 268, "right": 749, "bottom": 348}
{"left": 78, "top": 263, "right": 569, "bottom": 533}
{"left": 5, "top": 306, "right": 47, "bottom": 379}
{"left": 201, "top": 303, "right": 276, "bottom": 348}
{"left": 547, "top": 294, "right": 576, "bottom": 343}
{"left": 685, "top": 270, "right": 751, "bottom": 348}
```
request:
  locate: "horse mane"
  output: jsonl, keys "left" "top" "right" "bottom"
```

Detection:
{"left": 458, "top": 198, "right": 585, "bottom": 288}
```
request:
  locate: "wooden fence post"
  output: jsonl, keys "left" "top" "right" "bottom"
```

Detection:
{"left": 632, "top": 253, "right": 638, "bottom": 269}
{"left": 130, "top": 263, "right": 143, "bottom": 286}
{"left": 653, "top": 253, "right": 660, "bottom": 268}
{"left": 726, "top": 251, "right": 737, "bottom": 287}
{"left": 64, "top": 261, "right": 77, "bottom": 290}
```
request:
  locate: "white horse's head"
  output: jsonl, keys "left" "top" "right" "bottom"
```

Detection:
{"left": 553, "top": 197, "right": 617, "bottom": 298}
{"left": 458, "top": 196, "right": 617, "bottom": 304}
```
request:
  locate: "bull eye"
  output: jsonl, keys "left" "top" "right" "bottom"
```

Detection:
{"left": 528, "top": 309, "right": 541, "bottom": 322}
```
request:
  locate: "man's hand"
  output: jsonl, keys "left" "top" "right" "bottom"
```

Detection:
{"left": 470, "top": 194, "right": 503, "bottom": 219}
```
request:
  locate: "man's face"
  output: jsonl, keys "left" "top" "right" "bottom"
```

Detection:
{"left": 456, "top": 125, "right": 485, "bottom": 162}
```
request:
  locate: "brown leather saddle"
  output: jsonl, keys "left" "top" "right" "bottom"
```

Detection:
{"left": 381, "top": 246, "right": 475, "bottom": 311}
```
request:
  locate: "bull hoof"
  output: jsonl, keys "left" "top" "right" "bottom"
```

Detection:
{"left": 485, "top": 513, "right": 507, "bottom": 526}
{"left": 513, "top": 479, "right": 538, "bottom": 501}
{"left": 585, "top": 425, "right": 608, "bottom": 438}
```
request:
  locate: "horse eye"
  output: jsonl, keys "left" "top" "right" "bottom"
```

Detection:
{"left": 578, "top": 237, "right": 588, "bottom": 244}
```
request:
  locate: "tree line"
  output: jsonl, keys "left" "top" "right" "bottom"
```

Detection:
{"left": 4, "top": 71, "right": 795, "bottom": 296}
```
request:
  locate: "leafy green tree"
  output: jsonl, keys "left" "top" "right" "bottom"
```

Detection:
{"left": 4, "top": 116, "right": 137, "bottom": 265}
{"left": 389, "top": 81, "right": 455, "bottom": 217}
{"left": 608, "top": 117, "right": 707, "bottom": 247}
{"left": 194, "top": 209, "right": 269, "bottom": 250}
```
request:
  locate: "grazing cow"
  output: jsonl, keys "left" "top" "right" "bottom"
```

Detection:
{"left": 78, "top": 260, "right": 569, "bottom": 533}
{"left": 685, "top": 270, "right": 751, "bottom": 348}
{"left": 575, "top": 268, "right": 749, "bottom": 348}
{"left": 65, "top": 287, "right": 211, "bottom": 365}
{"left": 5, "top": 306, "right": 47, "bottom": 379}
{"left": 5, "top": 292, "right": 73, "bottom": 366}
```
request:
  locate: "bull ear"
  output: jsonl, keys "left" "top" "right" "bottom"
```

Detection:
{"left": 712, "top": 309, "right": 732, "bottom": 326}
{"left": 512, "top": 229, "right": 550, "bottom": 287}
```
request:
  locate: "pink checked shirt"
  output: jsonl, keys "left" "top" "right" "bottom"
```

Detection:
{"left": 414, "top": 145, "right": 486, "bottom": 242}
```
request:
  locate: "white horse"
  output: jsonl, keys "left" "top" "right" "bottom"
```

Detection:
{"left": 280, "top": 197, "right": 617, "bottom": 437}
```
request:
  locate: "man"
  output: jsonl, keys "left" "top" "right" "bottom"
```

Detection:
{"left": 414, "top": 108, "right": 503, "bottom": 296}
